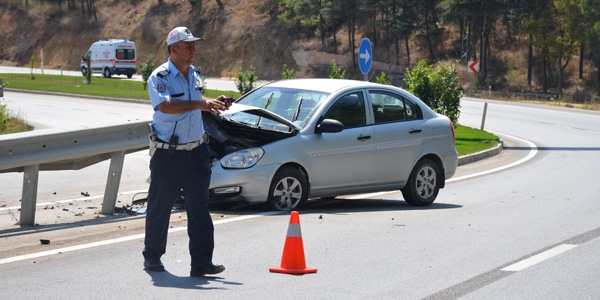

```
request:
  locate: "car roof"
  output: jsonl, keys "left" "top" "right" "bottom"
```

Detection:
{"left": 262, "top": 78, "right": 385, "bottom": 94}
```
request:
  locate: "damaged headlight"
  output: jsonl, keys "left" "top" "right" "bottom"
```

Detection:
{"left": 220, "top": 147, "right": 264, "bottom": 169}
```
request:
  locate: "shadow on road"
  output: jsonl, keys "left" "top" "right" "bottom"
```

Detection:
{"left": 146, "top": 270, "right": 242, "bottom": 290}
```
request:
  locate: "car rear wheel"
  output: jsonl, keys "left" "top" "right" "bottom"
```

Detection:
{"left": 103, "top": 68, "right": 111, "bottom": 78}
{"left": 401, "top": 158, "right": 440, "bottom": 206}
{"left": 266, "top": 166, "right": 308, "bottom": 211}
{"left": 81, "top": 66, "right": 88, "bottom": 77}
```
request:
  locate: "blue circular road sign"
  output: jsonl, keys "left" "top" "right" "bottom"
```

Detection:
{"left": 358, "top": 38, "right": 372, "bottom": 74}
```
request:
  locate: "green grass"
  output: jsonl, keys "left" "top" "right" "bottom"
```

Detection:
{"left": 454, "top": 124, "right": 500, "bottom": 156}
{"left": 0, "top": 73, "right": 241, "bottom": 100}
{"left": 1, "top": 73, "right": 500, "bottom": 156}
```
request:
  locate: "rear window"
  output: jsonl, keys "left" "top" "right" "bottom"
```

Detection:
{"left": 116, "top": 49, "right": 135, "bottom": 60}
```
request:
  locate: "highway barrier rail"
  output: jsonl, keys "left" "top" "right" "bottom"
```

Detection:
{"left": 0, "top": 121, "right": 150, "bottom": 225}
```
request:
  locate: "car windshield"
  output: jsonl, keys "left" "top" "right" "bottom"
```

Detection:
{"left": 234, "top": 87, "right": 329, "bottom": 129}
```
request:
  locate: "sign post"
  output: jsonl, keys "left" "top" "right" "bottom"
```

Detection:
{"left": 358, "top": 38, "right": 372, "bottom": 81}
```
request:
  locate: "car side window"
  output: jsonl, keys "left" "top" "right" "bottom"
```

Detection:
{"left": 323, "top": 92, "right": 366, "bottom": 128}
{"left": 369, "top": 90, "right": 421, "bottom": 124}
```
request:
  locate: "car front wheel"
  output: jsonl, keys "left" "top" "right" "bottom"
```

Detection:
{"left": 266, "top": 166, "right": 308, "bottom": 211}
{"left": 401, "top": 158, "right": 440, "bottom": 206}
{"left": 103, "top": 68, "right": 111, "bottom": 78}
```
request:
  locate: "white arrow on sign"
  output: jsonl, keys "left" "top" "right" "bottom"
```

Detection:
{"left": 359, "top": 49, "right": 371, "bottom": 63}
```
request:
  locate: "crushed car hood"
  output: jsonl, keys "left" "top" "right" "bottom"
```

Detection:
{"left": 219, "top": 103, "right": 302, "bottom": 132}
{"left": 203, "top": 103, "right": 299, "bottom": 161}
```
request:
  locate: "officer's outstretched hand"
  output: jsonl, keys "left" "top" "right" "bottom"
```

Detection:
{"left": 206, "top": 95, "right": 233, "bottom": 116}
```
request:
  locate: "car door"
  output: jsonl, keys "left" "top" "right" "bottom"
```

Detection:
{"left": 368, "top": 90, "right": 425, "bottom": 185}
{"left": 305, "top": 91, "right": 376, "bottom": 193}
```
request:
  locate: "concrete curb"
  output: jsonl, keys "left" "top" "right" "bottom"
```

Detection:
{"left": 457, "top": 139, "right": 503, "bottom": 166}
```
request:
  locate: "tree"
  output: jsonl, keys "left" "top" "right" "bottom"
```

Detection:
{"left": 409, "top": 0, "right": 444, "bottom": 62}
{"left": 294, "top": 0, "right": 333, "bottom": 51}
{"left": 332, "top": 0, "right": 362, "bottom": 67}
{"left": 551, "top": 0, "right": 583, "bottom": 95}
{"left": 522, "top": 1, "right": 554, "bottom": 93}
{"left": 582, "top": 0, "right": 600, "bottom": 94}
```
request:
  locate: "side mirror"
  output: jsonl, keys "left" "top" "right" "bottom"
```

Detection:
{"left": 315, "top": 118, "right": 344, "bottom": 134}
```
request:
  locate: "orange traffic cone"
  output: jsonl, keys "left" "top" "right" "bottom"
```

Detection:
{"left": 269, "top": 211, "right": 317, "bottom": 275}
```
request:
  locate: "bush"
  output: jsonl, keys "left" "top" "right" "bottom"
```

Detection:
{"left": 282, "top": 64, "right": 295, "bottom": 80}
{"left": 376, "top": 72, "right": 392, "bottom": 85}
{"left": 0, "top": 104, "right": 29, "bottom": 134}
{"left": 404, "top": 59, "right": 463, "bottom": 123}
{"left": 329, "top": 60, "right": 346, "bottom": 79}
{"left": 235, "top": 65, "right": 258, "bottom": 95}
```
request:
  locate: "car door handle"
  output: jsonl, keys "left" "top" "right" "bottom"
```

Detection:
{"left": 409, "top": 128, "right": 422, "bottom": 134}
{"left": 357, "top": 135, "right": 371, "bottom": 141}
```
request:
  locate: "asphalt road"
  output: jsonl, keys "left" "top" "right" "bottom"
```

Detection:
{"left": 1, "top": 84, "right": 600, "bottom": 299}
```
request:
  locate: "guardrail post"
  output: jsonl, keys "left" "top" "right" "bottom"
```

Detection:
{"left": 20, "top": 164, "right": 40, "bottom": 226}
{"left": 101, "top": 150, "right": 125, "bottom": 214}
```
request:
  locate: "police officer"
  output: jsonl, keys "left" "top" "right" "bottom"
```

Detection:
{"left": 143, "top": 26, "right": 232, "bottom": 276}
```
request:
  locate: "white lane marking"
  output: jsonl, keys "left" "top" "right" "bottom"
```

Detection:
{"left": 0, "top": 211, "right": 281, "bottom": 265}
{"left": 501, "top": 244, "right": 578, "bottom": 272}
{"left": 448, "top": 130, "right": 538, "bottom": 182}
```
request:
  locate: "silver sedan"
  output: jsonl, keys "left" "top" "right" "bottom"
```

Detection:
{"left": 204, "top": 78, "right": 458, "bottom": 211}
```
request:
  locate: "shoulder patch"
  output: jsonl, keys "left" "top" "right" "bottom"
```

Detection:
{"left": 157, "top": 69, "right": 170, "bottom": 78}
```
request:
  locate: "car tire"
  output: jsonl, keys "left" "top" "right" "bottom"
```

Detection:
{"left": 127, "top": 74, "right": 133, "bottom": 79}
{"left": 401, "top": 158, "right": 440, "bottom": 206}
{"left": 103, "top": 68, "right": 111, "bottom": 78}
{"left": 266, "top": 166, "right": 308, "bottom": 211}
{"left": 81, "top": 66, "right": 88, "bottom": 77}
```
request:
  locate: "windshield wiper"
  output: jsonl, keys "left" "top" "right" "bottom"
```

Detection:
{"left": 291, "top": 97, "right": 304, "bottom": 122}
{"left": 264, "top": 92, "right": 274, "bottom": 110}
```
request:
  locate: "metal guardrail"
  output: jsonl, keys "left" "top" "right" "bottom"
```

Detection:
{"left": 0, "top": 121, "right": 150, "bottom": 225}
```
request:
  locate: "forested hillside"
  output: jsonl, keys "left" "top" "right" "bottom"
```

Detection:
{"left": 1, "top": 0, "right": 599, "bottom": 100}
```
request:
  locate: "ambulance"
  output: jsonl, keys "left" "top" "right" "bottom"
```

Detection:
{"left": 81, "top": 39, "right": 137, "bottom": 78}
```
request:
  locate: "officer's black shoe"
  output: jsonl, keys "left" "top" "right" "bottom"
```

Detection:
{"left": 190, "top": 264, "right": 225, "bottom": 277}
{"left": 144, "top": 258, "right": 165, "bottom": 272}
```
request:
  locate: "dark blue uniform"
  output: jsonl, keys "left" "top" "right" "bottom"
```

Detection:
{"left": 144, "top": 59, "right": 215, "bottom": 269}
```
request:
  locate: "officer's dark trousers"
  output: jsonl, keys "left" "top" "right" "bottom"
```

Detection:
{"left": 143, "top": 143, "right": 214, "bottom": 267}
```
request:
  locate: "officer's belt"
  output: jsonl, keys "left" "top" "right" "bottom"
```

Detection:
{"left": 154, "top": 139, "right": 203, "bottom": 151}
